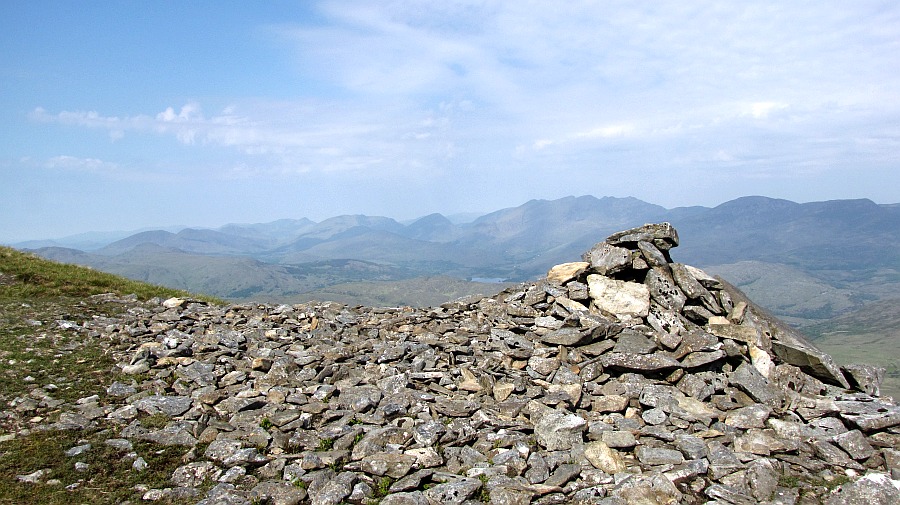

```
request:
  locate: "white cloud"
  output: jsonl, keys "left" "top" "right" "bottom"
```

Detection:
{"left": 44, "top": 155, "right": 118, "bottom": 173}
{"left": 745, "top": 102, "right": 790, "bottom": 119}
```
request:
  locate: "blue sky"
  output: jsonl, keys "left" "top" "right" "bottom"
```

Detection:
{"left": 2, "top": 1, "right": 899, "bottom": 242}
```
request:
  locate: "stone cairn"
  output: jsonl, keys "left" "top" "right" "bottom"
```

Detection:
{"left": 11, "top": 223, "right": 900, "bottom": 504}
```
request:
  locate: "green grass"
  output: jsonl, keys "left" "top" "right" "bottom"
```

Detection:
{"left": 316, "top": 437, "right": 334, "bottom": 451}
{"left": 0, "top": 246, "right": 223, "bottom": 303}
{"left": 0, "top": 428, "right": 202, "bottom": 504}
{"left": 0, "top": 246, "right": 222, "bottom": 503}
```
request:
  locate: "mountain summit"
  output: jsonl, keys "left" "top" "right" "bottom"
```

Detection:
{"left": 5, "top": 223, "right": 898, "bottom": 503}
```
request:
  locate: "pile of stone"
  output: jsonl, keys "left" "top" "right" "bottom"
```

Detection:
{"left": 8, "top": 223, "right": 900, "bottom": 504}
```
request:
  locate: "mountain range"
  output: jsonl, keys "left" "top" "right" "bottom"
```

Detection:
{"left": 17, "top": 195, "right": 899, "bottom": 321}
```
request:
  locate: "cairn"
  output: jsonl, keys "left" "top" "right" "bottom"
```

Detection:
{"left": 10, "top": 223, "right": 900, "bottom": 504}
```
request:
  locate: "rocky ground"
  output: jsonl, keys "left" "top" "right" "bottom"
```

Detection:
{"left": 3, "top": 223, "right": 900, "bottom": 504}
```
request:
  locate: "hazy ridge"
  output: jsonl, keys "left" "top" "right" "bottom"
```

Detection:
{"left": 19, "top": 195, "right": 898, "bottom": 321}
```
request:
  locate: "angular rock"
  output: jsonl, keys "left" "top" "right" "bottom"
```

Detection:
{"left": 612, "top": 331, "right": 657, "bottom": 355}
{"left": 133, "top": 395, "right": 192, "bottom": 417}
{"left": 587, "top": 275, "right": 651, "bottom": 318}
{"left": 581, "top": 243, "right": 631, "bottom": 275}
{"left": 843, "top": 364, "right": 886, "bottom": 397}
{"left": 833, "top": 429, "right": 876, "bottom": 460}
{"left": 599, "top": 352, "right": 681, "bottom": 372}
{"left": 771, "top": 340, "right": 850, "bottom": 388}
{"left": 547, "top": 262, "right": 590, "bottom": 284}
{"left": 707, "top": 323, "right": 759, "bottom": 345}
{"left": 310, "top": 471, "right": 357, "bottom": 505}
{"left": 538, "top": 327, "right": 591, "bottom": 346}
{"left": 250, "top": 481, "right": 307, "bottom": 505}
{"left": 730, "top": 362, "right": 780, "bottom": 405}
{"left": 422, "top": 478, "right": 482, "bottom": 505}
{"left": 825, "top": 472, "right": 900, "bottom": 505}
{"left": 635, "top": 446, "right": 684, "bottom": 466}
{"left": 645, "top": 267, "right": 687, "bottom": 312}
{"left": 606, "top": 222, "right": 679, "bottom": 250}
{"left": 584, "top": 441, "right": 626, "bottom": 474}
{"left": 837, "top": 400, "right": 900, "bottom": 432}
{"left": 534, "top": 411, "right": 586, "bottom": 451}
{"left": 725, "top": 404, "right": 772, "bottom": 429}
{"left": 637, "top": 241, "right": 669, "bottom": 268}
{"left": 380, "top": 492, "right": 429, "bottom": 505}
{"left": 359, "top": 452, "right": 417, "bottom": 479}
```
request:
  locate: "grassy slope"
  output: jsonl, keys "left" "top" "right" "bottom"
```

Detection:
{"left": 0, "top": 246, "right": 222, "bottom": 303}
{"left": 804, "top": 298, "right": 900, "bottom": 400}
{"left": 0, "top": 246, "right": 222, "bottom": 504}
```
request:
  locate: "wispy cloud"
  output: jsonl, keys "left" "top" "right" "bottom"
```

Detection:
{"left": 43, "top": 155, "right": 118, "bottom": 173}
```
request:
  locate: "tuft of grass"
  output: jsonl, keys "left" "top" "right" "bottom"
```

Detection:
{"left": 778, "top": 474, "right": 801, "bottom": 488}
{"left": 316, "top": 437, "right": 334, "bottom": 451}
{"left": 778, "top": 472, "right": 852, "bottom": 493}
{"left": 140, "top": 413, "right": 170, "bottom": 430}
{"left": 477, "top": 474, "right": 490, "bottom": 502}
{"left": 373, "top": 476, "right": 393, "bottom": 498}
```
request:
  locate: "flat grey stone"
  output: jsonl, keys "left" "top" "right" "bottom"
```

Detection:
{"left": 538, "top": 327, "right": 591, "bottom": 346}
{"left": 358, "top": 451, "right": 417, "bottom": 479}
{"left": 837, "top": 400, "right": 900, "bottom": 432}
{"left": 725, "top": 404, "right": 772, "bottom": 429}
{"left": 606, "top": 222, "right": 679, "bottom": 250}
{"left": 599, "top": 352, "right": 681, "bottom": 371}
{"left": 544, "top": 463, "right": 581, "bottom": 487}
{"left": 771, "top": 340, "right": 850, "bottom": 389}
{"left": 832, "top": 429, "right": 876, "bottom": 460}
{"left": 250, "top": 481, "right": 307, "bottom": 505}
{"left": 422, "top": 478, "right": 482, "bottom": 505}
{"left": 730, "top": 362, "right": 780, "bottom": 405}
{"left": 680, "top": 350, "right": 726, "bottom": 368}
{"left": 171, "top": 461, "right": 222, "bottom": 487}
{"left": 380, "top": 492, "right": 429, "bottom": 505}
{"left": 825, "top": 473, "right": 900, "bottom": 505}
{"left": 635, "top": 446, "right": 684, "bottom": 466}
{"left": 309, "top": 471, "right": 357, "bottom": 505}
{"left": 133, "top": 395, "right": 192, "bottom": 417}
{"left": 534, "top": 411, "right": 586, "bottom": 451}
{"left": 582, "top": 243, "right": 631, "bottom": 275}
{"left": 612, "top": 331, "right": 657, "bottom": 354}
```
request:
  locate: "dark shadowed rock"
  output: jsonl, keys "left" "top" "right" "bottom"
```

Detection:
{"left": 606, "top": 222, "right": 679, "bottom": 250}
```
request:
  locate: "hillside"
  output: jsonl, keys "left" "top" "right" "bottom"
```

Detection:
{"left": 2, "top": 227, "right": 899, "bottom": 504}
{"left": 0, "top": 246, "right": 222, "bottom": 503}
{"left": 803, "top": 298, "right": 900, "bottom": 399}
